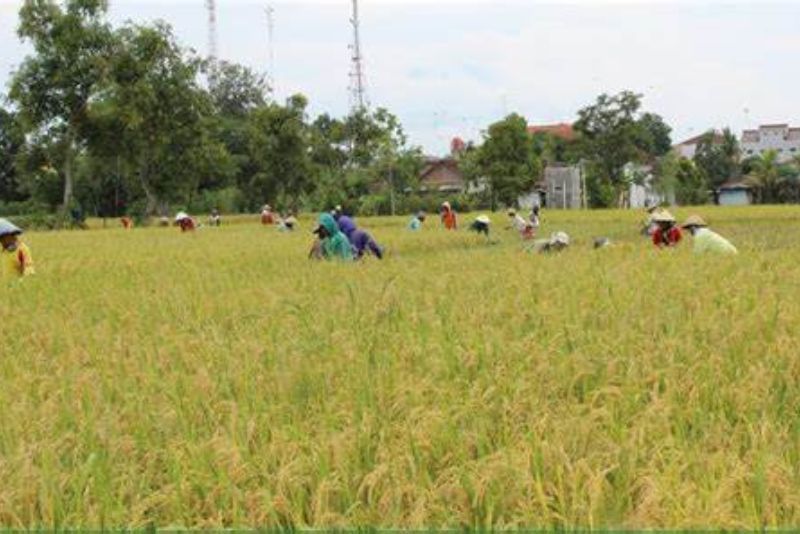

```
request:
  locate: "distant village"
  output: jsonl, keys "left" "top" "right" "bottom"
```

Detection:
{"left": 419, "top": 123, "right": 800, "bottom": 209}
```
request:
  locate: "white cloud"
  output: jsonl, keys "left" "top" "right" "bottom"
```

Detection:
{"left": 2, "top": 0, "right": 800, "bottom": 154}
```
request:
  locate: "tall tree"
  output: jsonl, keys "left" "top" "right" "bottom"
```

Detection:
{"left": 208, "top": 61, "right": 269, "bottom": 118}
{"left": 10, "top": 0, "right": 114, "bottom": 210}
{"left": 106, "top": 22, "right": 231, "bottom": 214}
{"left": 574, "top": 91, "right": 671, "bottom": 205}
{"left": 693, "top": 128, "right": 740, "bottom": 189}
{"left": 466, "top": 113, "right": 539, "bottom": 210}
{"left": 674, "top": 158, "right": 708, "bottom": 205}
{"left": 247, "top": 95, "right": 314, "bottom": 209}
{"left": 746, "top": 149, "right": 783, "bottom": 204}
{"left": 0, "top": 106, "right": 26, "bottom": 203}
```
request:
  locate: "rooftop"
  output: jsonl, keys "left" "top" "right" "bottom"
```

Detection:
{"left": 527, "top": 123, "right": 576, "bottom": 141}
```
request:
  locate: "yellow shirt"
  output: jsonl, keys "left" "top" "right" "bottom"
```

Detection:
{"left": 2, "top": 242, "right": 35, "bottom": 278}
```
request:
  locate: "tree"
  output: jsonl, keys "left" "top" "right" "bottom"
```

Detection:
{"left": 10, "top": 0, "right": 114, "bottom": 211}
{"left": 693, "top": 128, "right": 740, "bottom": 189}
{"left": 747, "top": 149, "right": 783, "bottom": 204}
{"left": 0, "top": 106, "right": 26, "bottom": 203}
{"left": 105, "top": 22, "right": 232, "bottom": 214}
{"left": 208, "top": 61, "right": 269, "bottom": 118}
{"left": 636, "top": 112, "right": 673, "bottom": 157}
{"left": 247, "top": 95, "right": 314, "bottom": 209}
{"left": 466, "top": 113, "right": 539, "bottom": 210}
{"left": 674, "top": 158, "right": 708, "bottom": 205}
{"left": 574, "top": 91, "right": 672, "bottom": 206}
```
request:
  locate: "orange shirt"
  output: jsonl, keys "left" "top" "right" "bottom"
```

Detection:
{"left": 441, "top": 209, "right": 457, "bottom": 230}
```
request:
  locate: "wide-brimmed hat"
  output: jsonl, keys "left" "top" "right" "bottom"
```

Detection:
{"left": 652, "top": 210, "right": 676, "bottom": 223}
{"left": 476, "top": 215, "right": 491, "bottom": 225}
{"left": 681, "top": 215, "right": 708, "bottom": 228}
{"left": 0, "top": 218, "right": 23, "bottom": 237}
{"left": 507, "top": 209, "right": 516, "bottom": 216}
{"left": 441, "top": 201, "right": 451, "bottom": 210}
{"left": 551, "top": 231, "right": 570, "bottom": 245}
{"left": 175, "top": 212, "right": 189, "bottom": 222}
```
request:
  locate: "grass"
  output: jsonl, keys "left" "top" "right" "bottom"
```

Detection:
{"left": 1, "top": 206, "right": 799, "bottom": 529}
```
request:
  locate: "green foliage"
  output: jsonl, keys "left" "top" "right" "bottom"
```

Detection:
{"left": 674, "top": 158, "right": 709, "bottom": 205}
{"left": 574, "top": 91, "right": 672, "bottom": 203}
{"left": 0, "top": 107, "right": 26, "bottom": 202}
{"left": 746, "top": 150, "right": 783, "bottom": 204}
{"left": 207, "top": 60, "right": 268, "bottom": 118}
{"left": 106, "top": 22, "right": 230, "bottom": 214}
{"left": 10, "top": 0, "right": 115, "bottom": 208}
{"left": 462, "top": 113, "right": 540, "bottom": 210}
{"left": 583, "top": 162, "right": 616, "bottom": 208}
{"left": 246, "top": 95, "right": 314, "bottom": 209}
{"left": 693, "top": 128, "right": 740, "bottom": 189}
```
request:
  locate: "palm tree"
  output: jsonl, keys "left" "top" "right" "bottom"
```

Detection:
{"left": 746, "top": 149, "right": 782, "bottom": 203}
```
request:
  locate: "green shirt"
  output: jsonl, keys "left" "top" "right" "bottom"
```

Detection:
{"left": 693, "top": 228, "right": 737, "bottom": 254}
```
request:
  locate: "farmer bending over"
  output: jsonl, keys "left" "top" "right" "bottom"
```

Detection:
{"left": 0, "top": 218, "right": 35, "bottom": 278}
{"left": 408, "top": 212, "right": 426, "bottom": 231}
{"left": 175, "top": 212, "right": 196, "bottom": 232}
{"left": 440, "top": 201, "right": 457, "bottom": 230}
{"left": 350, "top": 228, "right": 384, "bottom": 260}
{"left": 652, "top": 210, "right": 681, "bottom": 248}
{"left": 529, "top": 231, "right": 570, "bottom": 254}
{"left": 507, "top": 209, "right": 527, "bottom": 237}
{"left": 681, "top": 215, "right": 738, "bottom": 254}
{"left": 311, "top": 213, "right": 353, "bottom": 261}
{"left": 332, "top": 206, "right": 357, "bottom": 241}
{"left": 469, "top": 215, "right": 491, "bottom": 237}
{"left": 261, "top": 205, "right": 275, "bottom": 225}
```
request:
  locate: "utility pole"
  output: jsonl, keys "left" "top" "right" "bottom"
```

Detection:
{"left": 265, "top": 4, "right": 275, "bottom": 95}
{"left": 349, "top": 0, "right": 367, "bottom": 112}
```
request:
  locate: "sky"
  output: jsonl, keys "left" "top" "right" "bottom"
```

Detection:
{"left": 1, "top": 0, "right": 799, "bottom": 155}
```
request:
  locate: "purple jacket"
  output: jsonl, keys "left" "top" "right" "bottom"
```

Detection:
{"left": 350, "top": 229, "right": 383, "bottom": 260}
{"left": 336, "top": 215, "right": 357, "bottom": 240}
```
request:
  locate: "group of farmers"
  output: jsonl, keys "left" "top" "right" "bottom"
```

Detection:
{"left": 0, "top": 198, "right": 740, "bottom": 280}
{"left": 645, "top": 206, "right": 738, "bottom": 254}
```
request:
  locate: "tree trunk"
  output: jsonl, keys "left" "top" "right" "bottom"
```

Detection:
{"left": 138, "top": 161, "right": 160, "bottom": 216}
{"left": 62, "top": 128, "right": 75, "bottom": 211}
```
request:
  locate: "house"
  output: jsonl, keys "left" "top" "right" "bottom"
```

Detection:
{"left": 625, "top": 163, "right": 674, "bottom": 208}
{"left": 717, "top": 179, "right": 752, "bottom": 206}
{"left": 674, "top": 131, "right": 724, "bottom": 160}
{"left": 543, "top": 164, "right": 583, "bottom": 209}
{"left": 741, "top": 124, "right": 800, "bottom": 163}
{"left": 418, "top": 157, "right": 465, "bottom": 193}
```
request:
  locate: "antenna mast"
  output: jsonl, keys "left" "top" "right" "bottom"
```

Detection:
{"left": 206, "top": 0, "right": 218, "bottom": 63}
{"left": 265, "top": 4, "right": 275, "bottom": 95}
{"left": 349, "top": 0, "right": 367, "bottom": 112}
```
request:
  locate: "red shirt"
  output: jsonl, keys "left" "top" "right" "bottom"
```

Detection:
{"left": 179, "top": 218, "right": 196, "bottom": 232}
{"left": 653, "top": 226, "right": 682, "bottom": 247}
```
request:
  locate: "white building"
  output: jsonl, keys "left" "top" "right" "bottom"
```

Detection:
{"left": 673, "top": 131, "right": 724, "bottom": 160}
{"left": 625, "top": 163, "right": 674, "bottom": 208}
{"left": 741, "top": 124, "right": 800, "bottom": 163}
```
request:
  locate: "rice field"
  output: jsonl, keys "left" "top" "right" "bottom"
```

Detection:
{"left": 1, "top": 206, "right": 799, "bottom": 529}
